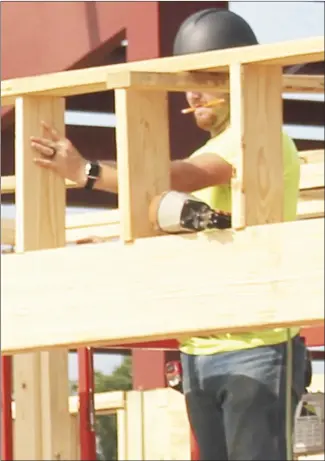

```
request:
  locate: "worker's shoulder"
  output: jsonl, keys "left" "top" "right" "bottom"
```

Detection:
{"left": 190, "top": 127, "right": 299, "bottom": 166}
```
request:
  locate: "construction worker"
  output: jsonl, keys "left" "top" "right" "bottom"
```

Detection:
{"left": 30, "top": 8, "right": 307, "bottom": 460}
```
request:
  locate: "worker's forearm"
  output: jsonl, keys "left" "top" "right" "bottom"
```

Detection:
{"left": 90, "top": 157, "right": 226, "bottom": 195}
{"left": 90, "top": 160, "right": 191, "bottom": 194}
{"left": 93, "top": 160, "right": 118, "bottom": 193}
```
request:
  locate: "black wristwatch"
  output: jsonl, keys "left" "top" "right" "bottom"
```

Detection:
{"left": 84, "top": 161, "right": 102, "bottom": 190}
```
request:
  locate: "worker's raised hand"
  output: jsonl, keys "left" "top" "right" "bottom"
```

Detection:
{"left": 30, "top": 121, "right": 87, "bottom": 186}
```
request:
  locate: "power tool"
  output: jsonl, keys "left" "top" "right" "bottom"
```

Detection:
{"left": 149, "top": 190, "right": 231, "bottom": 234}
{"left": 165, "top": 360, "right": 183, "bottom": 393}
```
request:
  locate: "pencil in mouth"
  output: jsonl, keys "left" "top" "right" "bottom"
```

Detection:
{"left": 181, "top": 98, "right": 225, "bottom": 114}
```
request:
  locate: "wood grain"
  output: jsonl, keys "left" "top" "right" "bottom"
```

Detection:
{"left": 2, "top": 218, "right": 323, "bottom": 355}
{"left": 115, "top": 89, "right": 170, "bottom": 241}
{"left": 13, "top": 96, "right": 72, "bottom": 460}
{"left": 1, "top": 36, "right": 323, "bottom": 105}
{"left": 230, "top": 63, "right": 284, "bottom": 228}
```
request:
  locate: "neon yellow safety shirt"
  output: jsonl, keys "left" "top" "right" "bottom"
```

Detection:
{"left": 180, "top": 127, "right": 301, "bottom": 355}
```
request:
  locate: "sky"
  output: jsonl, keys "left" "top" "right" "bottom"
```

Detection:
{"left": 2, "top": 1, "right": 324, "bottom": 380}
{"left": 230, "top": 1, "right": 324, "bottom": 43}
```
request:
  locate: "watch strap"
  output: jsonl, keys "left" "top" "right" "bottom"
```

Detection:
{"left": 84, "top": 161, "right": 101, "bottom": 190}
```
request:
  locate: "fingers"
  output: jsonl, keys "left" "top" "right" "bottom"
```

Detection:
{"left": 33, "top": 157, "right": 56, "bottom": 169}
{"left": 31, "top": 138, "right": 56, "bottom": 157}
{"left": 30, "top": 121, "right": 62, "bottom": 157}
{"left": 41, "top": 120, "right": 61, "bottom": 142}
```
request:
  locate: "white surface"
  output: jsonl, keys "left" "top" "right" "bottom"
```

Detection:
{"left": 230, "top": 1, "right": 324, "bottom": 44}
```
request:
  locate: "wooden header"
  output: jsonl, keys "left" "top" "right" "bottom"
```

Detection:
{"left": 1, "top": 36, "right": 323, "bottom": 105}
{"left": 105, "top": 71, "right": 324, "bottom": 93}
{"left": 2, "top": 218, "right": 323, "bottom": 355}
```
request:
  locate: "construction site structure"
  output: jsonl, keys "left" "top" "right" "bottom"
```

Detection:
{"left": 1, "top": 29, "right": 324, "bottom": 461}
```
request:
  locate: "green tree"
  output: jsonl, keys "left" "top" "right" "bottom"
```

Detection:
{"left": 95, "top": 356, "right": 132, "bottom": 460}
{"left": 70, "top": 355, "right": 132, "bottom": 460}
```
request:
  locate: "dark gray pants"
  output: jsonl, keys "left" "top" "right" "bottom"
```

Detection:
{"left": 181, "top": 335, "right": 306, "bottom": 460}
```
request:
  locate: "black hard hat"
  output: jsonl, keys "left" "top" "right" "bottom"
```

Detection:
{"left": 173, "top": 8, "right": 259, "bottom": 56}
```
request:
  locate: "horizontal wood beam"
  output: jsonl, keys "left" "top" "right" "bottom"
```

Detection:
{"left": 1, "top": 218, "right": 323, "bottom": 355}
{"left": 2, "top": 151, "right": 323, "bottom": 195}
{"left": 299, "top": 149, "right": 324, "bottom": 164}
{"left": 299, "top": 163, "right": 324, "bottom": 190}
{"left": 1, "top": 218, "right": 120, "bottom": 247}
{"left": 1, "top": 209, "right": 121, "bottom": 246}
{"left": 2, "top": 154, "right": 323, "bottom": 246}
{"left": 1, "top": 184, "right": 323, "bottom": 247}
{"left": 12, "top": 390, "right": 125, "bottom": 418}
{"left": 1, "top": 196, "right": 323, "bottom": 247}
{"left": 106, "top": 71, "right": 325, "bottom": 93}
{"left": 298, "top": 188, "right": 324, "bottom": 220}
{"left": 1, "top": 36, "right": 323, "bottom": 105}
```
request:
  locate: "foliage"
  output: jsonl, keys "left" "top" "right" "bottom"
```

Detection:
{"left": 70, "top": 355, "right": 132, "bottom": 460}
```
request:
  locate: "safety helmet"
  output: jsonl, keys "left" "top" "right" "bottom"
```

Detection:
{"left": 173, "top": 8, "right": 258, "bottom": 56}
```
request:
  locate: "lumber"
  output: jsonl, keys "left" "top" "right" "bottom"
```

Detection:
{"left": 230, "top": 63, "right": 284, "bottom": 227}
{"left": 1, "top": 36, "right": 323, "bottom": 105}
{"left": 124, "top": 391, "right": 144, "bottom": 459}
{"left": 1, "top": 188, "right": 323, "bottom": 247}
{"left": 1, "top": 216, "right": 120, "bottom": 247}
{"left": 283, "top": 74, "right": 324, "bottom": 93}
{"left": 65, "top": 208, "right": 120, "bottom": 228}
{"left": 298, "top": 188, "right": 324, "bottom": 220}
{"left": 70, "top": 390, "right": 125, "bottom": 415}
{"left": 108, "top": 71, "right": 229, "bottom": 92}
{"left": 1, "top": 174, "right": 78, "bottom": 194}
{"left": 1, "top": 188, "right": 324, "bottom": 246}
{"left": 0, "top": 209, "right": 120, "bottom": 247}
{"left": 106, "top": 71, "right": 324, "bottom": 93}
{"left": 117, "top": 408, "right": 127, "bottom": 460}
{"left": 115, "top": 89, "right": 170, "bottom": 241}
{"left": 13, "top": 96, "right": 72, "bottom": 460}
{"left": 14, "top": 97, "right": 66, "bottom": 251}
{"left": 1, "top": 218, "right": 324, "bottom": 355}
{"left": 299, "top": 163, "right": 324, "bottom": 190}
{"left": 12, "top": 391, "right": 126, "bottom": 417}
{"left": 299, "top": 149, "right": 324, "bottom": 165}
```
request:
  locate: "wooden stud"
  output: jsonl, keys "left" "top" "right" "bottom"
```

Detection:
{"left": 142, "top": 389, "right": 170, "bottom": 460}
{"left": 124, "top": 391, "right": 144, "bottom": 459}
{"left": 13, "top": 96, "right": 71, "bottom": 460}
{"left": 116, "top": 409, "right": 127, "bottom": 461}
{"left": 115, "top": 89, "right": 170, "bottom": 241}
{"left": 230, "top": 63, "right": 284, "bottom": 228}
{"left": 14, "top": 97, "right": 66, "bottom": 251}
{"left": 13, "top": 354, "right": 43, "bottom": 459}
{"left": 167, "top": 389, "right": 191, "bottom": 460}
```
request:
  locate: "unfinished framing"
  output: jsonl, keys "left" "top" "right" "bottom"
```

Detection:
{"left": 1, "top": 36, "right": 324, "bottom": 460}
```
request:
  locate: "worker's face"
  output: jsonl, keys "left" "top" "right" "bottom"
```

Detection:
{"left": 185, "top": 84, "right": 230, "bottom": 134}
